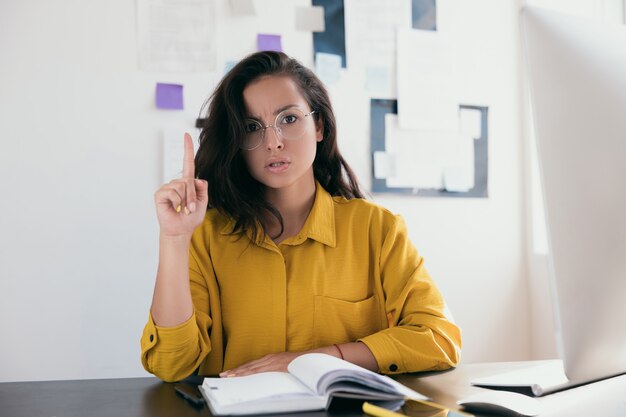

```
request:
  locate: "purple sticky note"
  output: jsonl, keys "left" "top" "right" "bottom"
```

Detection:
{"left": 257, "top": 34, "right": 282, "bottom": 52}
{"left": 156, "top": 83, "right": 184, "bottom": 110}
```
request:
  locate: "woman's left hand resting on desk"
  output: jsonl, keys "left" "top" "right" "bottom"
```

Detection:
{"left": 220, "top": 342, "right": 378, "bottom": 377}
{"left": 220, "top": 351, "right": 302, "bottom": 377}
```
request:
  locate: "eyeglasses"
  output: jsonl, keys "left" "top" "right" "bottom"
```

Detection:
{"left": 240, "top": 108, "right": 317, "bottom": 151}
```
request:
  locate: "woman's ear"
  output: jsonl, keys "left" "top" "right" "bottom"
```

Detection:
{"left": 315, "top": 116, "right": 324, "bottom": 142}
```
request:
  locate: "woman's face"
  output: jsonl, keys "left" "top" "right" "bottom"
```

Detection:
{"left": 241, "top": 75, "right": 323, "bottom": 192}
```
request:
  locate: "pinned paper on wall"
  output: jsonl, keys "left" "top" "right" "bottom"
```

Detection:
{"left": 365, "top": 66, "right": 391, "bottom": 94}
{"left": 156, "top": 83, "right": 184, "bottom": 110}
{"left": 459, "top": 107, "right": 482, "bottom": 139}
{"left": 373, "top": 151, "right": 395, "bottom": 179}
{"left": 313, "top": 0, "right": 346, "bottom": 67}
{"left": 345, "top": 0, "right": 411, "bottom": 98}
{"left": 162, "top": 129, "right": 199, "bottom": 183}
{"left": 257, "top": 34, "right": 282, "bottom": 52}
{"left": 137, "top": 0, "right": 216, "bottom": 72}
{"left": 315, "top": 52, "right": 342, "bottom": 85}
{"left": 296, "top": 6, "right": 325, "bottom": 32}
{"left": 443, "top": 167, "right": 473, "bottom": 192}
{"left": 442, "top": 133, "right": 475, "bottom": 192}
{"left": 229, "top": 0, "right": 256, "bottom": 16}
{"left": 397, "top": 27, "right": 459, "bottom": 131}
{"left": 412, "top": 0, "right": 436, "bottom": 30}
{"left": 369, "top": 99, "right": 489, "bottom": 198}
{"left": 384, "top": 114, "right": 459, "bottom": 189}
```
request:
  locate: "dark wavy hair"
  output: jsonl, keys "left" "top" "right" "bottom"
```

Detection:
{"left": 195, "top": 51, "right": 363, "bottom": 240}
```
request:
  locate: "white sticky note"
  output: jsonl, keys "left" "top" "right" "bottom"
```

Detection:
{"left": 397, "top": 27, "right": 459, "bottom": 131}
{"left": 373, "top": 151, "right": 395, "bottom": 179}
{"left": 443, "top": 168, "right": 472, "bottom": 192}
{"left": 137, "top": 0, "right": 216, "bottom": 72}
{"left": 315, "top": 52, "right": 342, "bottom": 85}
{"left": 443, "top": 134, "right": 475, "bottom": 192}
{"left": 344, "top": 0, "right": 411, "bottom": 98}
{"left": 229, "top": 0, "right": 256, "bottom": 16}
{"left": 384, "top": 114, "right": 458, "bottom": 189}
{"left": 459, "top": 108, "right": 482, "bottom": 139}
{"left": 365, "top": 66, "right": 391, "bottom": 95}
{"left": 162, "top": 129, "right": 199, "bottom": 183}
{"left": 295, "top": 6, "right": 325, "bottom": 32}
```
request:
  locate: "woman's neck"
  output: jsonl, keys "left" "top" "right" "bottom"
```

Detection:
{"left": 264, "top": 178, "right": 317, "bottom": 244}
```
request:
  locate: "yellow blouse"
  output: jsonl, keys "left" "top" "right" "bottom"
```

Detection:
{"left": 141, "top": 184, "right": 461, "bottom": 382}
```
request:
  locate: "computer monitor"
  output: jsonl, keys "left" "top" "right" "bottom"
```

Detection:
{"left": 521, "top": 6, "right": 626, "bottom": 385}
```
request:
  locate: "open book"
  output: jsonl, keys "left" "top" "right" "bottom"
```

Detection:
{"left": 470, "top": 360, "right": 571, "bottom": 396}
{"left": 199, "top": 353, "right": 427, "bottom": 415}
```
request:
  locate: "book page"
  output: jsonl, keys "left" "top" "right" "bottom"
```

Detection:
{"left": 289, "top": 353, "right": 350, "bottom": 393}
{"left": 201, "top": 372, "right": 313, "bottom": 407}
{"left": 288, "top": 353, "right": 426, "bottom": 400}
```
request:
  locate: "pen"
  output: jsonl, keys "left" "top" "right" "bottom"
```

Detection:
{"left": 363, "top": 400, "right": 475, "bottom": 417}
{"left": 362, "top": 402, "right": 404, "bottom": 417}
{"left": 174, "top": 385, "right": 205, "bottom": 407}
{"left": 410, "top": 399, "right": 476, "bottom": 416}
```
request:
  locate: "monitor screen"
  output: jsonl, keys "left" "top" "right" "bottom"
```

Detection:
{"left": 521, "top": 6, "right": 626, "bottom": 385}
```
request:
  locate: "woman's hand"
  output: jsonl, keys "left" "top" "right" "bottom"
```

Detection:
{"left": 219, "top": 343, "right": 378, "bottom": 377}
{"left": 219, "top": 352, "right": 306, "bottom": 377}
{"left": 154, "top": 133, "right": 208, "bottom": 238}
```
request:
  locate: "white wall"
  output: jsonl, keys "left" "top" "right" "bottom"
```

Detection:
{"left": 0, "top": 0, "right": 528, "bottom": 382}
{"left": 365, "top": 0, "right": 530, "bottom": 365}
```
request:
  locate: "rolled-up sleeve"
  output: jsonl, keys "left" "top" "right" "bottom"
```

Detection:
{"left": 359, "top": 215, "right": 462, "bottom": 374}
{"left": 140, "top": 249, "right": 214, "bottom": 382}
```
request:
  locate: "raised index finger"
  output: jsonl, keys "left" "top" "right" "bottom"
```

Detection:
{"left": 182, "top": 132, "right": 195, "bottom": 179}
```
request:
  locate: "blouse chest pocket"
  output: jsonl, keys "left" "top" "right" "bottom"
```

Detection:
{"left": 313, "top": 294, "right": 384, "bottom": 347}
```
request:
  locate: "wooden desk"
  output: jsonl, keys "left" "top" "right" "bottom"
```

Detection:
{"left": 1, "top": 377, "right": 338, "bottom": 417}
{"left": 0, "top": 377, "right": 211, "bottom": 417}
{"left": 1, "top": 362, "right": 624, "bottom": 416}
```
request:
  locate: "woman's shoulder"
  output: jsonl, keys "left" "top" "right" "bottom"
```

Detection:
{"left": 331, "top": 195, "right": 399, "bottom": 226}
{"left": 198, "top": 207, "right": 227, "bottom": 225}
{"left": 192, "top": 207, "right": 233, "bottom": 239}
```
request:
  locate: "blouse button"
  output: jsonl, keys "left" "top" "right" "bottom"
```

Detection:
{"left": 389, "top": 364, "right": 398, "bottom": 372}
{"left": 149, "top": 334, "right": 154, "bottom": 342}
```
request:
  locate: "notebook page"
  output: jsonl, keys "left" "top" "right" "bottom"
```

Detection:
{"left": 288, "top": 353, "right": 354, "bottom": 393}
{"left": 288, "top": 353, "right": 426, "bottom": 400}
{"left": 202, "top": 372, "right": 313, "bottom": 406}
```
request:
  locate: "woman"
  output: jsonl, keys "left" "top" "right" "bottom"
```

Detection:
{"left": 141, "top": 51, "right": 461, "bottom": 382}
